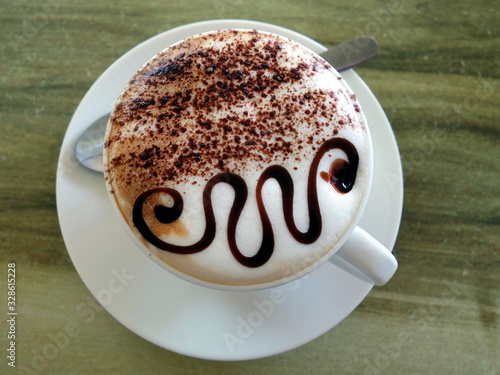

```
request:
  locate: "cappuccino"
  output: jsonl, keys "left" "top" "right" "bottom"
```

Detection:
{"left": 104, "top": 30, "right": 371, "bottom": 288}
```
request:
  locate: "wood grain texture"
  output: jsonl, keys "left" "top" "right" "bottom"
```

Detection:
{"left": 0, "top": 0, "right": 498, "bottom": 374}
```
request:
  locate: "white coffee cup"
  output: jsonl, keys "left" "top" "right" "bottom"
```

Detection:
{"left": 103, "top": 29, "right": 397, "bottom": 291}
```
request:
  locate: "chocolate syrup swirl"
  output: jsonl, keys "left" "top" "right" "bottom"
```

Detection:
{"left": 132, "top": 138, "right": 358, "bottom": 268}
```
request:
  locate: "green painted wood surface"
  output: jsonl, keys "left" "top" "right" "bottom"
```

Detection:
{"left": 0, "top": 0, "right": 498, "bottom": 374}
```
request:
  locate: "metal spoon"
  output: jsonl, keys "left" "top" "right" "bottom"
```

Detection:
{"left": 74, "top": 36, "right": 378, "bottom": 173}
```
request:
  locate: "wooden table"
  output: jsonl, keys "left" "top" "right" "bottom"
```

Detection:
{"left": 1, "top": 1, "right": 498, "bottom": 374}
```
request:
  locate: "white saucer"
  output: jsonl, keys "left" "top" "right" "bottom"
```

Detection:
{"left": 56, "top": 20, "right": 403, "bottom": 361}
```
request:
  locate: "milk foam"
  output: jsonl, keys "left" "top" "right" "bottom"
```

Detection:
{"left": 104, "top": 30, "right": 371, "bottom": 287}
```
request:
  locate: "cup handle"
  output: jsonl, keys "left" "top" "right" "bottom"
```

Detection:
{"left": 329, "top": 226, "right": 398, "bottom": 286}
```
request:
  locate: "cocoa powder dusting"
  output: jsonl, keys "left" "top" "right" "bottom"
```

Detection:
{"left": 105, "top": 30, "right": 363, "bottom": 202}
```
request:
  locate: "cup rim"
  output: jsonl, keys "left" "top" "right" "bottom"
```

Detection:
{"left": 103, "top": 28, "right": 374, "bottom": 292}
